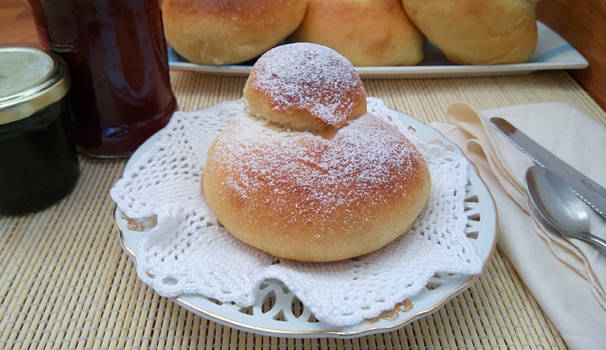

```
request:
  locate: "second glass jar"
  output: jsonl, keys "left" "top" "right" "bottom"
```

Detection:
{"left": 28, "top": 0, "right": 178, "bottom": 157}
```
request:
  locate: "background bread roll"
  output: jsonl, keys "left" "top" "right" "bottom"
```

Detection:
{"left": 402, "top": 0, "right": 539, "bottom": 65}
{"left": 202, "top": 43, "right": 431, "bottom": 262}
{"left": 162, "top": 0, "right": 308, "bottom": 65}
{"left": 288, "top": 0, "right": 426, "bottom": 66}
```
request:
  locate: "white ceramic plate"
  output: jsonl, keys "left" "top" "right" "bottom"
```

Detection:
{"left": 114, "top": 106, "right": 497, "bottom": 338}
{"left": 168, "top": 22, "right": 587, "bottom": 79}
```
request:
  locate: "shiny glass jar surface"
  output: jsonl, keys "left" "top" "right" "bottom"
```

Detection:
{"left": 28, "top": 0, "right": 178, "bottom": 157}
{"left": 0, "top": 47, "right": 80, "bottom": 215}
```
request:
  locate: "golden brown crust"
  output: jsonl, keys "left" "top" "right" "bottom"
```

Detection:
{"left": 202, "top": 43, "right": 431, "bottom": 262}
{"left": 202, "top": 113, "right": 431, "bottom": 262}
{"left": 162, "top": 0, "right": 308, "bottom": 65}
{"left": 243, "top": 43, "right": 367, "bottom": 131}
{"left": 288, "top": 0, "right": 426, "bottom": 66}
{"left": 401, "top": 0, "right": 538, "bottom": 65}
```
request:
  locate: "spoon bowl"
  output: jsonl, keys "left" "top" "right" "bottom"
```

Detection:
{"left": 525, "top": 165, "right": 606, "bottom": 253}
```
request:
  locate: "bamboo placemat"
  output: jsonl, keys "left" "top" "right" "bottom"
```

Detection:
{"left": 1, "top": 70, "right": 605, "bottom": 350}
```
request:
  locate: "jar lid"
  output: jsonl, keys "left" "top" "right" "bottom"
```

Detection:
{"left": 0, "top": 47, "right": 70, "bottom": 126}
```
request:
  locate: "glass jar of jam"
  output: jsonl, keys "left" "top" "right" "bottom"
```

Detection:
{"left": 0, "top": 47, "right": 80, "bottom": 215}
{"left": 27, "top": 0, "right": 178, "bottom": 157}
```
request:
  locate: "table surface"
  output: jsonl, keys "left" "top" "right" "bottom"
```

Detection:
{"left": 2, "top": 69, "right": 606, "bottom": 350}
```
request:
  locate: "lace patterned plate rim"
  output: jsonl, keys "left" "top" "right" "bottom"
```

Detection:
{"left": 113, "top": 102, "right": 498, "bottom": 339}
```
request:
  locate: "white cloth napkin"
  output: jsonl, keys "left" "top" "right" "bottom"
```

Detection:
{"left": 431, "top": 102, "right": 606, "bottom": 350}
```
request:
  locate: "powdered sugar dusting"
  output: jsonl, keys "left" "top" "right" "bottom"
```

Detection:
{"left": 109, "top": 98, "right": 482, "bottom": 327}
{"left": 250, "top": 43, "right": 365, "bottom": 126}
{"left": 211, "top": 113, "right": 423, "bottom": 224}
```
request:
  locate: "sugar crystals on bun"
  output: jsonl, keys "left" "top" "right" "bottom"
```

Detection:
{"left": 202, "top": 43, "right": 431, "bottom": 262}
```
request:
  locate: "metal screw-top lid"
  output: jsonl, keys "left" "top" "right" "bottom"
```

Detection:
{"left": 0, "top": 47, "right": 70, "bottom": 126}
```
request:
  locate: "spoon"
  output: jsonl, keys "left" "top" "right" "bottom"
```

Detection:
{"left": 525, "top": 165, "right": 606, "bottom": 254}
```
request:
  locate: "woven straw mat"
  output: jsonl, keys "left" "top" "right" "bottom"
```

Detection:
{"left": 2, "top": 70, "right": 605, "bottom": 350}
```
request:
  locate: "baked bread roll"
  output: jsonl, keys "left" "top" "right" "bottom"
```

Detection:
{"left": 202, "top": 43, "right": 431, "bottom": 262}
{"left": 161, "top": 0, "right": 308, "bottom": 65}
{"left": 288, "top": 0, "right": 426, "bottom": 66}
{"left": 243, "top": 43, "right": 367, "bottom": 131}
{"left": 401, "top": 0, "right": 539, "bottom": 65}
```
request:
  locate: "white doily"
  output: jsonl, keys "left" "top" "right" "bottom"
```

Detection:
{"left": 110, "top": 98, "right": 483, "bottom": 327}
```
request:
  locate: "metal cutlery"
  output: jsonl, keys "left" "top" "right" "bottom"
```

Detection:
{"left": 525, "top": 165, "right": 606, "bottom": 253}
{"left": 491, "top": 117, "right": 606, "bottom": 220}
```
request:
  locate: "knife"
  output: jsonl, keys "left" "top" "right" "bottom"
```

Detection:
{"left": 490, "top": 117, "right": 606, "bottom": 219}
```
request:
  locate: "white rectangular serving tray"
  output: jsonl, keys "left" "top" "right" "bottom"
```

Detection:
{"left": 168, "top": 22, "right": 588, "bottom": 79}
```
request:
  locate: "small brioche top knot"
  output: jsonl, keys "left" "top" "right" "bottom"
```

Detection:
{"left": 243, "top": 43, "right": 367, "bottom": 131}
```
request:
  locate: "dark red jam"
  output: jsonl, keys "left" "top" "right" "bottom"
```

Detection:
{"left": 28, "top": 0, "right": 177, "bottom": 157}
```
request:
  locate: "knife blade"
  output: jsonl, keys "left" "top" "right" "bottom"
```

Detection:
{"left": 490, "top": 117, "right": 606, "bottom": 219}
